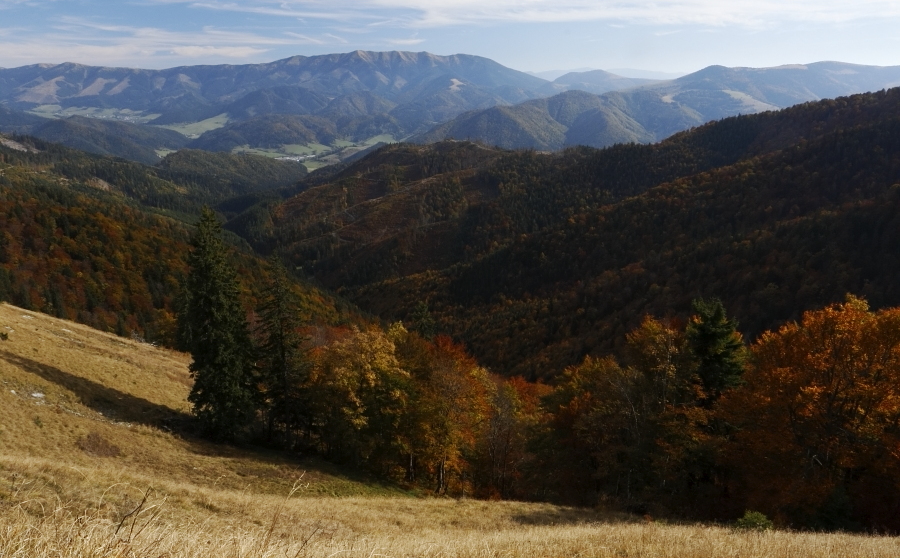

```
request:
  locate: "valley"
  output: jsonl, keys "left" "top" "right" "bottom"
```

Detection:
{"left": 4, "top": 45, "right": 900, "bottom": 555}
{"left": 4, "top": 53, "right": 900, "bottom": 172}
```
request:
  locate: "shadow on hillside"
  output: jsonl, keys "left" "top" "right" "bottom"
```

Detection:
{"left": 0, "top": 349, "right": 191, "bottom": 431}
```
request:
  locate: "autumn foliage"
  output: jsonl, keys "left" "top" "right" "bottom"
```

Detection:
{"left": 723, "top": 296, "right": 900, "bottom": 530}
{"left": 518, "top": 296, "right": 900, "bottom": 530}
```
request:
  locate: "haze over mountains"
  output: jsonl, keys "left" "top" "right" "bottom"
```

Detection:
{"left": 416, "top": 62, "right": 900, "bottom": 150}
{"left": 2, "top": 51, "right": 900, "bottom": 165}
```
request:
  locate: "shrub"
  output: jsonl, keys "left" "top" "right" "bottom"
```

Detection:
{"left": 735, "top": 510, "right": 774, "bottom": 531}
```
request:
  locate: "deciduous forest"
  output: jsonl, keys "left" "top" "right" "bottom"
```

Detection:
{"left": 4, "top": 87, "right": 900, "bottom": 531}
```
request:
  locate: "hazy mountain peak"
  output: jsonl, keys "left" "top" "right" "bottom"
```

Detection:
{"left": 417, "top": 60, "right": 900, "bottom": 153}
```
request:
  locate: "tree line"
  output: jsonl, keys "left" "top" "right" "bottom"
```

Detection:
{"left": 182, "top": 210, "right": 900, "bottom": 531}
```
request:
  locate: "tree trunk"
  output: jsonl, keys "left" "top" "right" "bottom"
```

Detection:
{"left": 436, "top": 457, "right": 446, "bottom": 494}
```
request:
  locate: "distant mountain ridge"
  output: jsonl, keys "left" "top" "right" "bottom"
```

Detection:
{"left": 0, "top": 51, "right": 547, "bottom": 129}
{"left": 416, "top": 61, "right": 900, "bottom": 150}
{"left": 6, "top": 54, "right": 900, "bottom": 165}
{"left": 540, "top": 70, "right": 658, "bottom": 96}
{"left": 0, "top": 51, "right": 556, "bottom": 161}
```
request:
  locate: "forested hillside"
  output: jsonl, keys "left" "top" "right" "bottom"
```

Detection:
{"left": 0, "top": 135, "right": 354, "bottom": 344}
{"left": 28, "top": 116, "right": 190, "bottom": 165}
{"left": 230, "top": 88, "right": 900, "bottom": 379}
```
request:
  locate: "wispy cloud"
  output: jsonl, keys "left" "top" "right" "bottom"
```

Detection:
{"left": 0, "top": 15, "right": 349, "bottom": 66}
{"left": 386, "top": 37, "right": 424, "bottom": 45}
{"left": 2, "top": 0, "right": 897, "bottom": 70}
{"left": 284, "top": 32, "right": 326, "bottom": 45}
{"left": 0, "top": 0, "right": 45, "bottom": 7}
{"left": 170, "top": 45, "right": 268, "bottom": 57}
{"left": 323, "top": 33, "right": 349, "bottom": 44}
{"left": 182, "top": 1, "right": 390, "bottom": 22}
{"left": 145, "top": 0, "right": 900, "bottom": 27}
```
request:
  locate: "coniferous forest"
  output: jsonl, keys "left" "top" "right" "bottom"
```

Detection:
{"left": 4, "top": 86, "right": 900, "bottom": 531}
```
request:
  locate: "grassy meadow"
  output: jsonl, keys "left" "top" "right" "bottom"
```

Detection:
{"left": 27, "top": 105, "right": 162, "bottom": 124}
{"left": 1, "top": 302, "right": 899, "bottom": 557}
{"left": 157, "top": 114, "right": 231, "bottom": 138}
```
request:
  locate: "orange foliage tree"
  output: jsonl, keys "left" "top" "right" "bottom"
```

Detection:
{"left": 541, "top": 316, "right": 712, "bottom": 510}
{"left": 722, "top": 296, "right": 900, "bottom": 529}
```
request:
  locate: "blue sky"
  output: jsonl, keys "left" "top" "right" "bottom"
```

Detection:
{"left": 1, "top": 1, "right": 899, "bottom": 74}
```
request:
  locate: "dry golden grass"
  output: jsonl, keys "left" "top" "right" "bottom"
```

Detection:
{"left": 4, "top": 488, "right": 900, "bottom": 558}
{"left": 2, "top": 302, "right": 900, "bottom": 557}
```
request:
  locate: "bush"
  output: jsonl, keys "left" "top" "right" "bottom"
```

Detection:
{"left": 735, "top": 510, "right": 774, "bottom": 531}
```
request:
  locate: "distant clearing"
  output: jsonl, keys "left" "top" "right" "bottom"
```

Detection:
{"left": 363, "top": 133, "right": 398, "bottom": 145}
{"left": 231, "top": 143, "right": 330, "bottom": 158}
{"left": 157, "top": 113, "right": 230, "bottom": 138}
{"left": 302, "top": 159, "right": 328, "bottom": 171}
{"left": 27, "top": 104, "right": 161, "bottom": 124}
{"left": 228, "top": 134, "right": 398, "bottom": 170}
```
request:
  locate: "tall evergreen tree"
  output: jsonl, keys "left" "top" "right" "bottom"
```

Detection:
{"left": 686, "top": 297, "right": 747, "bottom": 405}
{"left": 409, "top": 301, "right": 437, "bottom": 340}
{"left": 179, "top": 207, "right": 255, "bottom": 440}
{"left": 257, "top": 256, "right": 310, "bottom": 441}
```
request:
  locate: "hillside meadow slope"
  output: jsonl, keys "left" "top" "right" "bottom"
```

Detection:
{"left": 2, "top": 302, "right": 900, "bottom": 557}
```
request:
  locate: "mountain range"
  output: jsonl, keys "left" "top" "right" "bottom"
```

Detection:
{"left": 416, "top": 62, "right": 900, "bottom": 150}
{"left": 0, "top": 51, "right": 544, "bottom": 134}
{"left": 3, "top": 52, "right": 900, "bottom": 167}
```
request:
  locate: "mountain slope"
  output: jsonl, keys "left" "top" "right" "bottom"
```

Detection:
{"left": 29, "top": 116, "right": 189, "bottom": 165}
{"left": 0, "top": 51, "right": 553, "bottom": 159}
{"left": 222, "top": 85, "right": 331, "bottom": 120}
{"left": 188, "top": 114, "right": 339, "bottom": 152}
{"left": 418, "top": 61, "right": 900, "bottom": 150}
{"left": 0, "top": 134, "right": 354, "bottom": 343}
{"left": 0, "top": 104, "right": 50, "bottom": 133}
{"left": 541, "top": 69, "right": 658, "bottom": 95}
{"left": 233, "top": 88, "right": 900, "bottom": 378}
{"left": 0, "top": 51, "right": 548, "bottom": 125}
{"left": 155, "top": 149, "right": 306, "bottom": 202}
{"left": 356, "top": 89, "right": 900, "bottom": 378}
{"left": 415, "top": 90, "right": 619, "bottom": 150}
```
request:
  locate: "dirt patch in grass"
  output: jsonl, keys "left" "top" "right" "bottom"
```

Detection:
{"left": 76, "top": 431, "right": 121, "bottom": 457}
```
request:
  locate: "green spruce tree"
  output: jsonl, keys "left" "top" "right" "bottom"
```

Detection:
{"left": 409, "top": 301, "right": 436, "bottom": 339}
{"left": 686, "top": 297, "right": 747, "bottom": 405}
{"left": 257, "top": 256, "right": 310, "bottom": 441}
{"left": 179, "top": 207, "right": 255, "bottom": 440}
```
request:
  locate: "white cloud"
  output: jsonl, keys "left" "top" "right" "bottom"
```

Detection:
{"left": 183, "top": 1, "right": 386, "bottom": 22}
{"left": 386, "top": 37, "right": 425, "bottom": 45}
{"left": 322, "top": 33, "right": 349, "bottom": 44}
{"left": 283, "top": 32, "right": 325, "bottom": 44}
{"left": 0, "top": 18, "right": 347, "bottom": 67}
{"left": 170, "top": 45, "right": 268, "bottom": 57}
{"left": 147, "top": 0, "right": 900, "bottom": 27}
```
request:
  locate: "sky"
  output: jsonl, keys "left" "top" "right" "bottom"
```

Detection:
{"left": 1, "top": 1, "right": 899, "bottom": 75}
